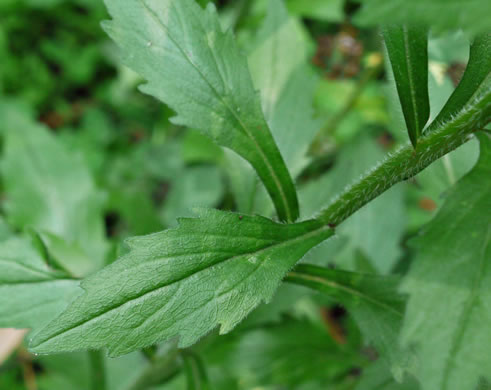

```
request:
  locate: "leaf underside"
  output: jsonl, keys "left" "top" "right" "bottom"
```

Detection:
{"left": 30, "top": 209, "right": 333, "bottom": 356}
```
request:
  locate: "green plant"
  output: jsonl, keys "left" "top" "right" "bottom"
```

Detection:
{"left": 0, "top": 0, "right": 490, "bottom": 389}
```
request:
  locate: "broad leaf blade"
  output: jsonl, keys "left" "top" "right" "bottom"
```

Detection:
{"left": 102, "top": 0, "right": 299, "bottom": 222}
{"left": 0, "top": 237, "right": 80, "bottom": 331}
{"left": 30, "top": 209, "right": 333, "bottom": 356}
{"left": 429, "top": 33, "right": 491, "bottom": 131}
{"left": 383, "top": 25, "right": 429, "bottom": 147}
{"left": 401, "top": 133, "right": 491, "bottom": 390}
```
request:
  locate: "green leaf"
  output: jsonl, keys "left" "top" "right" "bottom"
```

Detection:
{"left": 429, "top": 33, "right": 491, "bottom": 131}
{"left": 249, "top": 0, "right": 320, "bottom": 177}
{"left": 383, "top": 25, "right": 429, "bottom": 147}
{"left": 183, "top": 352, "right": 211, "bottom": 390}
{"left": 225, "top": 0, "right": 320, "bottom": 215}
{"left": 400, "top": 133, "right": 491, "bottom": 390}
{"left": 285, "top": 264, "right": 410, "bottom": 379}
{"left": 0, "top": 103, "right": 108, "bottom": 274}
{"left": 355, "top": 0, "right": 491, "bottom": 37}
{"left": 217, "top": 319, "right": 355, "bottom": 388}
{"left": 286, "top": 0, "right": 344, "bottom": 22}
{"left": 102, "top": 0, "right": 299, "bottom": 222}
{"left": 30, "top": 209, "right": 333, "bottom": 356}
{"left": 355, "top": 361, "right": 419, "bottom": 390}
{"left": 160, "top": 166, "right": 224, "bottom": 227}
{"left": 0, "top": 237, "right": 80, "bottom": 331}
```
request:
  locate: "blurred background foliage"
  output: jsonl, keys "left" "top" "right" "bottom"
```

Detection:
{"left": 0, "top": 0, "right": 481, "bottom": 389}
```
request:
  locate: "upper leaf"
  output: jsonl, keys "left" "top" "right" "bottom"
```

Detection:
{"left": 428, "top": 33, "right": 491, "bottom": 131}
{"left": 400, "top": 133, "right": 491, "bottom": 390}
{"left": 0, "top": 237, "right": 80, "bottom": 331}
{"left": 248, "top": 0, "right": 321, "bottom": 177}
{"left": 30, "top": 209, "right": 333, "bottom": 356}
{"left": 0, "top": 102, "right": 108, "bottom": 274}
{"left": 383, "top": 24, "right": 429, "bottom": 147}
{"left": 102, "top": 0, "right": 299, "bottom": 222}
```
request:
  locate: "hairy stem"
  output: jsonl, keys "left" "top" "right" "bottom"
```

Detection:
{"left": 316, "top": 76, "right": 491, "bottom": 226}
{"left": 89, "top": 350, "right": 106, "bottom": 390}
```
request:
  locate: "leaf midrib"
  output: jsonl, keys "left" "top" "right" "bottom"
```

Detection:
{"left": 402, "top": 25, "right": 422, "bottom": 138}
{"left": 139, "top": 0, "right": 294, "bottom": 221}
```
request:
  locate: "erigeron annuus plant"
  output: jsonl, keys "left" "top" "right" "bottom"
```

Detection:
{"left": 1, "top": 0, "right": 490, "bottom": 389}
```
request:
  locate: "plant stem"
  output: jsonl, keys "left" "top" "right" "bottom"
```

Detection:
{"left": 89, "top": 350, "right": 106, "bottom": 390}
{"left": 316, "top": 76, "right": 491, "bottom": 226}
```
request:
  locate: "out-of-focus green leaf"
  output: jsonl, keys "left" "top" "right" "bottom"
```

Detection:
{"left": 102, "top": 0, "right": 299, "bottom": 222}
{"left": 401, "top": 133, "right": 491, "bottom": 390}
{"left": 183, "top": 352, "right": 211, "bottom": 390}
{"left": 429, "top": 33, "right": 491, "bottom": 131}
{"left": 286, "top": 264, "right": 410, "bottom": 378}
{"left": 0, "top": 103, "right": 108, "bottom": 274}
{"left": 355, "top": 361, "right": 419, "bottom": 390}
{"left": 30, "top": 209, "right": 333, "bottom": 356}
{"left": 286, "top": 0, "right": 344, "bottom": 22}
{"left": 228, "top": 319, "right": 354, "bottom": 388}
{"left": 161, "top": 166, "right": 224, "bottom": 227}
{"left": 383, "top": 25, "right": 429, "bottom": 147}
{"left": 355, "top": 0, "right": 491, "bottom": 37}
{"left": 0, "top": 237, "right": 80, "bottom": 331}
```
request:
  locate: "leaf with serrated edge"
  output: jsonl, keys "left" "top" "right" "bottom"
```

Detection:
{"left": 401, "top": 133, "right": 491, "bottom": 390}
{"left": 30, "top": 209, "right": 333, "bottom": 356}
{"left": 383, "top": 24, "right": 429, "bottom": 147}
{"left": 0, "top": 237, "right": 80, "bottom": 331}
{"left": 102, "top": 0, "right": 299, "bottom": 222}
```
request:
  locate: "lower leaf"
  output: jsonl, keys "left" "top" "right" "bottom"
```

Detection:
{"left": 30, "top": 208, "right": 333, "bottom": 356}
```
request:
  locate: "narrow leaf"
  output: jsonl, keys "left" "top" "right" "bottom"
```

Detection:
{"left": 30, "top": 209, "right": 333, "bottom": 356}
{"left": 401, "top": 133, "right": 491, "bottom": 390}
{"left": 285, "top": 264, "right": 410, "bottom": 378}
{"left": 429, "top": 33, "right": 491, "bottom": 131}
{"left": 102, "top": 0, "right": 299, "bottom": 222}
{"left": 0, "top": 237, "right": 80, "bottom": 331}
{"left": 383, "top": 24, "right": 429, "bottom": 147}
